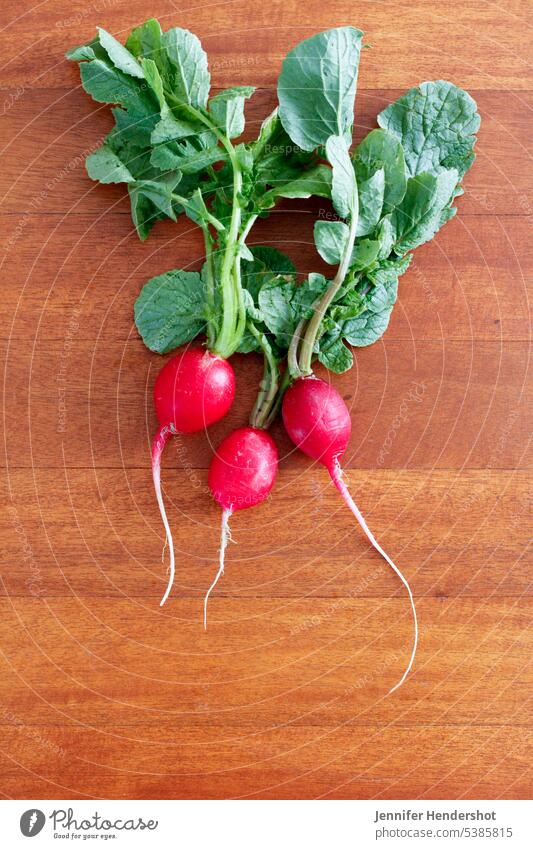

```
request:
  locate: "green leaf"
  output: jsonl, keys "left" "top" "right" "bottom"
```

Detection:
{"left": 276, "top": 164, "right": 332, "bottom": 199}
{"left": 150, "top": 143, "right": 221, "bottom": 175}
{"left": 356, "top": 168, "right": 384, "bottom": 236}
{"left": 258, "top": 164, "right": 332, "bottom": 210}
{"left": 97, "top": 28, "right": 144, "bottom": 79}
{"left": 390, "top": 168, "right": 458, "bottom": 254}
{"left": 151, "top": 114, "right": 202, "bottom": 144}
{"left": 314, "top": 220, "right": 383, "bottom": 270}
{"left": 209, "top": 86, "right": 255, "bottom": 138}
{"left": 342, "top": 279, "right": 398, "bottom": 347}
{"left": 252, "top": 108, "right": 281, "bottom": 160}
{"left": 176, "top": 188, "right": 222, "bottom": 231}
{"left": 141, "top": 58, "right": 167, "bottom": 112}
{"left": 249, "top": 246, "right": 296, "bottom": 276}
{"left": 126, "top": 19, "right": 167, "bottom": 64}
{"left": 350, "top": 236, "right": 381, "bottom": 270}
{"left": 66, "top": 42, "right": 99, "bottom": 62}
{"left": 134, "top": 269, "right": 206, "bottom": 352}
{"left": 251, "top": 115, "right": 317, "bottom": 192}
{"left": 128, "top": 185, "right": 162, "bottom": 240}
{"left": 374, "top": 215, "right": 395, "bottom": 259}
{"left": 314, "top": 220, "right": 349, "bottom": 264}
{"left": 318, "top": 336, "right": 353, "bottom": 372}
{"left": 258, "top": 272, "right": 327, "bottom": 347}
{"left": 133, "top": 176, "right": 179, "bottom": 220}
{"left": 112, "top": 106, "right": 158, "bottom": 149}
{"left": 377, "top": 80, "right": 480, "bottom": 179}
{"left": 86, "top": 146, "right": 135, "bottom": 184}
{"left": 368, "top": 254, "right": 412, "bottom": 286}
{"left": 353, "top": 128, "right": 407, "bottom": 213}
{"left": 326, "top": 135, "right": 357, "bottom": 219}
{"left": 343, "top": 308, "right": 392, "bottom": 347}
{"left": 162, "top": 28, "right": 210, "bottom": 109}
{"left": 79, "top": 59, "right": 154, "bottom": 113}
{"left": 278, "top": 27, "right": 363, "bottom": 151}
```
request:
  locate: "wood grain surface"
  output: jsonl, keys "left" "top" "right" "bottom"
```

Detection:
{"left": 0, "top": 0, "right": 531, "bottom": 800}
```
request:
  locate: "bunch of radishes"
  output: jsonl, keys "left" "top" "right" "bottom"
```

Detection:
{"left": 69, "top": 20, "right": 479, "bottom": 691}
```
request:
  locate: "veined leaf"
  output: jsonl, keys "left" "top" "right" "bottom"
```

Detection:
{"left": 353, "top": 128, "right": 407, "bottom": 213}
{"left": 314, "top": 220, "right": 349, "bottom": 265}
{"left": 141, "top": 58, "right": 167, "bottom": 112}
{"left": 378, "top": 80, "right": 480, "bottom": 179}
{"left": 134, "top": 175, "right": 180, "bottom": 221}
{"left": 97, "top": 28, "right": 144, "bottom": 79}
{"left": 318, "top": 336, "right": 353, "bottom": 372}
{"left": 128, "top": 186, "right": 162, "bottom": 240}
{"left": 151, "top": 114, "right": 203, "bottom": 144}
{"left": 356, "top": 168, "right": 384, "bottom": 236}
{"left": 278, "top": 27, "right": 363, "bottom": 151}
{"left": 258, "top": 164, "right": 332, "bottom": 209}
{"left": 134, "top": 269, "right": 206, "bottom": 352}
{"left": 209, "top": 86, "right": 255, "bottom": 138}
{"left": 162, "top": 28, "right": 211, "bottom": 109}
{"left": 326, "top": 135, "right": 357, "bottom": 219}
{"left": 151, "top": 141, "right": 224, "bottom": 174}
{"left": 86, "top": 146, "right": 135, "bottom": 184}
{"left": 258, "top": 272, "right": 327, "bottom": 346}
{"left": 342, "top": 278, "right": 398, "bottom": 347}
{"left": 79, "top": 58, "right": 155, "bottom": 113}
{"left": 391, "top": 168, "right": 458, "bottom": 254}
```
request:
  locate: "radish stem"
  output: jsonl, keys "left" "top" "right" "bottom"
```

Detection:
{"left": 204, "top": 507, "right": 233, "bottom": 629}
{"left": 152, "top": 423, "right": 177, "bottom": 607}
{"left": 328, "top": 459, "right": 418, "bottom": 693}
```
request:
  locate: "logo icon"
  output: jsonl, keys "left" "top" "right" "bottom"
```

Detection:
{"left": 20, "top": 810, "right": 46, "bottom": 837}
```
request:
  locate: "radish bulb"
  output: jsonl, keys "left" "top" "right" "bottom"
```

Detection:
{"left": 282, "top": 375, "right": 417, "bottom": 693}
{"left": 205, "top": 426, "right": 278, "bottom": 627}
{"left": 152, "top": 348, "right": 236, "bottom": 606}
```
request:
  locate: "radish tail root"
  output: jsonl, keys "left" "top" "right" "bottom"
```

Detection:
{"left": 329, "top": 459, "right": 418, "bottom": 694}
{"left": 152, "top": 423, "right": 177, "bottom": 607}
{"left": 204, "top": 507, "right": 234, "bottom": 630}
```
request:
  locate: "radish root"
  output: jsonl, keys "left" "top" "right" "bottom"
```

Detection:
{"left": 204, "top": 507, "right": 234, "bottom": 630}
{"left": 329, "top": 459, "right": 418, "bottom": 694}
{"left": 152, "top": 423, "right": 177, "bottom": 607}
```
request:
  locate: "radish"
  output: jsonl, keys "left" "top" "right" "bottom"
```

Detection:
{"left": 152, "top": 347, "right": 236, "bottom": 606}
{"left": 282, "top": 374, "right": 417, "bottom": 694}
{"left": 205, "top": 426, "right": 278, "bottom": 627}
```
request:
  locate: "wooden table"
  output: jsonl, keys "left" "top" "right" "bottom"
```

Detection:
{"left": 1, "top": 0, "right": 531, "bottom": 800}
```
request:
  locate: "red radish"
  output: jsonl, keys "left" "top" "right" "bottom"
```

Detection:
{"left": 205, "top": 426, "right": 278, "bottom": 627}
{"left": 151, "top": 348, "right": 236, "bottom": 606}
{"left": 282, "top": 375, "right": 418, "bottom": 694}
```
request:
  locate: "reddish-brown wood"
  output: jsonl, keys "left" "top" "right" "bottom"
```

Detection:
{"left": 0, "top": 0, "right": 531, "bottom": 800}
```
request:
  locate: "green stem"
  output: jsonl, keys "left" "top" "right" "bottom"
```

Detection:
{"left": 170, "top": 193, "right": 223, "bottom": 232}
{"left": 165, "top": 95, "right": 244, "bottom": 358}
{"left": 202, "top": 226, "right": 216, "bottom": 349}
{"left": 288, "top": 317, "right": 307, "bottom": 379}
{"left": 261, "top": 366, "right": 291, "bottom": 431}
{"left": 248, "top": 323, "right": 279, "bottom": 430}
{"left": 239, "top": 214, "right": 258, "bottom": 246}
{"left": 214, "top": 152, "right": 242, "bottom": 357}
{"left": 298, "top": 205, "right": 359, "bottom": 376}
{"left": 231, "top": 214, "right": 259, "bottom": 348}
{"left": 232, "top": 261, "right": 247, "bottom": 349}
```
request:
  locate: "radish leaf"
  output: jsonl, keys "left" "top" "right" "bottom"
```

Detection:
{"left": 278, "top": 27, "right": 363, "bottom": 151}
{"left": 162, "top": 28, "right": 211, "bottom": 109}
{"left": 353, "top": 129, "right": 407, "bottom": 214}
{"left": 134, "top": 270, "right": 206, "bottom": 353}
{"left": 378, "top": 80, "right": 480, "bottom": 179}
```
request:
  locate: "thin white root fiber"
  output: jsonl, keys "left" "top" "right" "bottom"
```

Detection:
{"left": 152, "top": 424, "right": 176, "bottom": 607}
{"left": 329, "top": 460, "right": 418, "bottom": 695}
{"left": 204, "top": 508, "right": 234, "bottom": 630}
